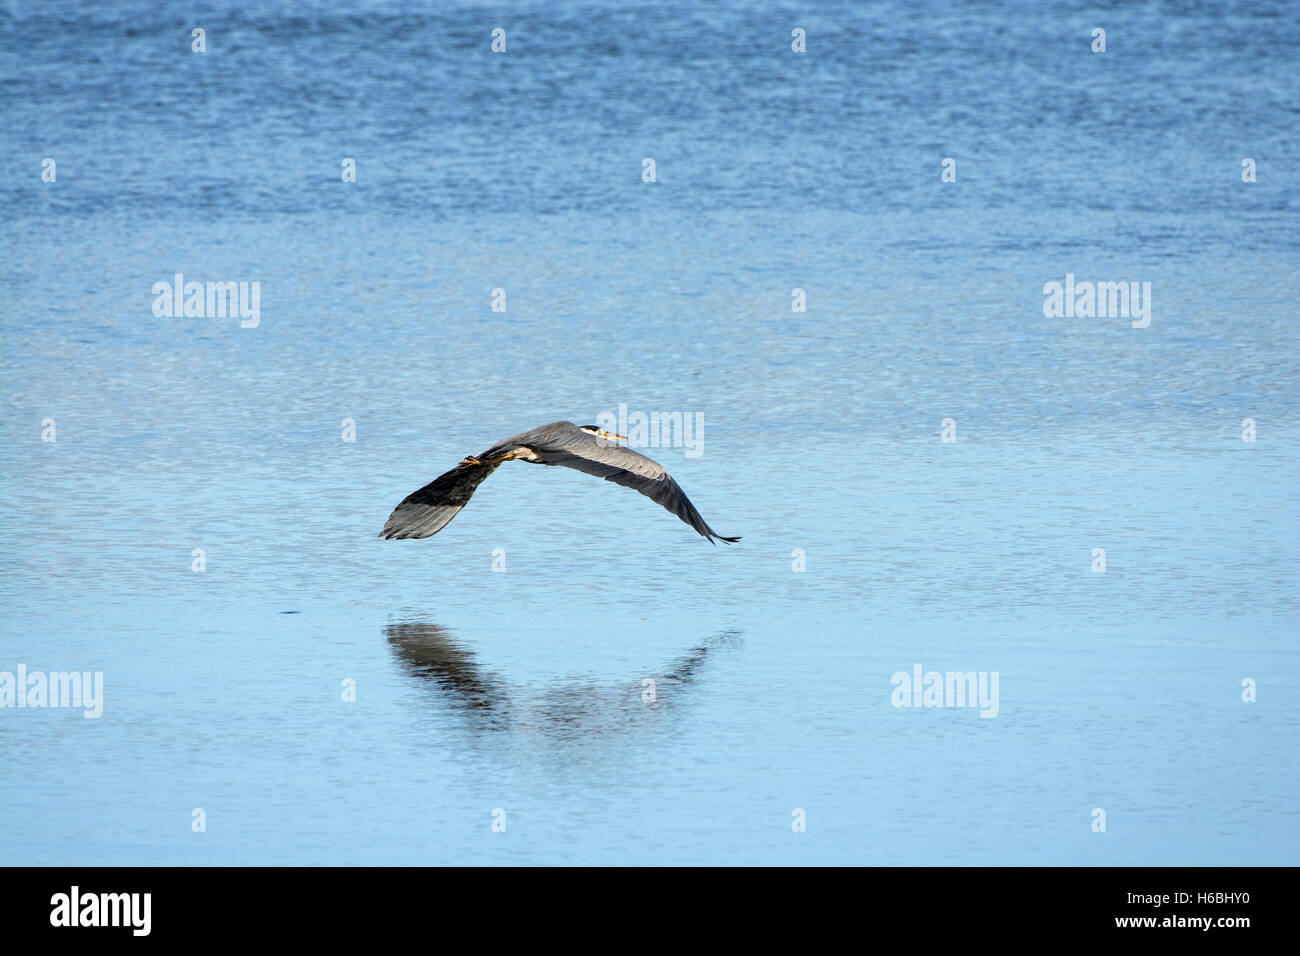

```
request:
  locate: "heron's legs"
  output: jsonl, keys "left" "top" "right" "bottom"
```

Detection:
{"left": 458, "top": 442, "right": 540, "bottom": 468}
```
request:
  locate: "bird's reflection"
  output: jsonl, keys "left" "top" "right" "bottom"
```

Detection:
{"left": 385, "top": 621, "right": 513, "bottom": 731}
{"left": 384, "top": 620, "right": 742, "bottom": 740}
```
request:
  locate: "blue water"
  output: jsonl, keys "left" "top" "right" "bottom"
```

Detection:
{"left": 2, "top": 0, "right": 1298, "bottom": 865}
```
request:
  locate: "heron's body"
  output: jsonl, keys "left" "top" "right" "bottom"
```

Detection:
{"left": 378, "top": 420, "right": 739, "bottom": 544}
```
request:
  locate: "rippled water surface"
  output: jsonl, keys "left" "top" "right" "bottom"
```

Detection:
{"left": 2, "top": 0, "right": 1298, "bottom": 864}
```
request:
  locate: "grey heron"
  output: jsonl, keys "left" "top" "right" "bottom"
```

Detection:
{"left": 378, "top": 421, "right": 740, "bottom": 544}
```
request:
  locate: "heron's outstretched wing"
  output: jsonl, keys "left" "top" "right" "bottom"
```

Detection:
{"left": 378, "top": 460, "right": 502, "bottom": 540}
{"left": 522, "top": 422, "right": 741, "bottom": 545}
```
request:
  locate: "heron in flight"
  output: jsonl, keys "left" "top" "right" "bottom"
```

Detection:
{"left": 379, "top": 421, "right": 740, "bottom": 544}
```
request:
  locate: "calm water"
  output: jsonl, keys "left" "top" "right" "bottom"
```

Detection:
{"left": 1, "top": 0, "right": 1297, "bottom": 865}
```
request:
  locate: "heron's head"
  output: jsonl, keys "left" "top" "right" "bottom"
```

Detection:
{"left": 580, "top": 425, "right": 627, "bottom": 441}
